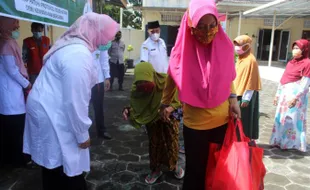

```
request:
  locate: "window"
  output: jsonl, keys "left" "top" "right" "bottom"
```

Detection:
{"left": 161, "top": 13, "right": 183, "bottom": 22}
{"left": 264, "top": 18, "right": 284, "bottom": 27}
{"left": 304, "top": 20, "right": 310, "bottom": 28}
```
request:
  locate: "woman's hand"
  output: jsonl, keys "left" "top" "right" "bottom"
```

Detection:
{"left": 162, "top": 106, "right": 174, "bottom": 122}
{"left": 79, "top": 138, "right": 90, "bottom": 149}
{"left": 25, "top": 83, "right": 32, "bottom": 90}
{"left": 288, "top": 98, "right": 298, "bottom": 108}
{"left": 241, "top": 101, "right": 249, "bottom": 108}
{"left": 229, "top": 98, "right": 241, "bottom": 118}
{"left": 123, "top": 108, "right": 129, "bottom": 120}
{"left": 273, "top": 97, "right": 279, "bottom": 106}
{"left": 104, "top": 79, "right": 111, "bottom": 91}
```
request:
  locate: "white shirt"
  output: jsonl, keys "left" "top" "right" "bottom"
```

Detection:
{"left": 140, "top": 37, "right": 169, "bottom": 73}
{"left": 92, "top": 50, "right": 110, "bottom": 84}
{"left": 0, "top": 55, "right": 30, "bottom": 115}
{"left": 23, "top": 44, "right": 97, "bottom": 177}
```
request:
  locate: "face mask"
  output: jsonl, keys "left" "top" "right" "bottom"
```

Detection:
{"left": 192, "top": 25, "right": 218, "bottom": 46}
{"left": 11, "top": 30, "right": 20, "bottom": 39}
{"left": 150, "top": 33, "right": 160, "bottom": 41}
{"left": 136, "top": 82, "right": 155, "bottom": 93}
{"left": 292, "top": 49, "right": 302, "bottom": 58}
{"left": 98, "top": 41, "right": 112, "bottom": 51}
{"left": 235, "top": 43, "right": 250, "bottom": 55}
{"left": 33, "top": 32, "right": 43, "bottom": 39}
{"left": 115, "top": 35, "right": 121, "bottom": 40}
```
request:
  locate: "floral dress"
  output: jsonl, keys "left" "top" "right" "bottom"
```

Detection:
{"left": 270, "top": 77, "right": 310, "bottom": 152}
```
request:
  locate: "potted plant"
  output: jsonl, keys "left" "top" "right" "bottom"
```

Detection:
{"left": 126, "top": 44, "right": 134, "bottom": 68}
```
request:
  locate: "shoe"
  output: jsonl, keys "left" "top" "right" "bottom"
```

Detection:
{"left": 174, "top": 166, "right": 185, "bottom": 179}
{"left": 119, "top": 84, "right": 124, "bottom": 91}
{"left": 99, "top": 132, "right": 112, "bottom": 140}
{"left": 145, "top": 171, "right": 163, "bottom": 184}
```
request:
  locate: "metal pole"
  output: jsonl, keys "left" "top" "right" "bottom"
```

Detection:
{"left": 120, "top": 8, "right": 123, "bottom": 29}
{"left": 238, "top": 11, "right": 242, "bottom": 36}
{"left": 268, "top": 11, "right": 276, "bottom": 67}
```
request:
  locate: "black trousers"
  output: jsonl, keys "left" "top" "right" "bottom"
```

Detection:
{"left": 110, "top": 61, "right": 124, "bottom": 87}
{"left": 0, "top": 114, "right": 30, "bottom": 168}
{"left": 182, "top": 124, "right": 228, "bottom": 190}
{"left": 91, "top": 82, "right": 106, "bottom": 136}
{"left": 42, "top": 166, "right": 87, "bottom": 190}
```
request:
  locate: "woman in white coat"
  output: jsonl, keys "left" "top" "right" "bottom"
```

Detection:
{"left": 23, "top": 12, "right": 119, "bottom": 190}
{"left": 0, "top": 17, "right": 31, "bottom": 168}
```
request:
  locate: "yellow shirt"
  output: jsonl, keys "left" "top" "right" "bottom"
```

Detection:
{"left": 162, "top": 75, "right": 236, "bottom": 130}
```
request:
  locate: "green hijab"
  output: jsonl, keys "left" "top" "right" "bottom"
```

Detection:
{"left": 130, "top": 62, "right": 167, "bottom": 128}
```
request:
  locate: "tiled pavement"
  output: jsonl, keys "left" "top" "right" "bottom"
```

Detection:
{"left": 0, "top": 70, "right": 310, "bottom": 190}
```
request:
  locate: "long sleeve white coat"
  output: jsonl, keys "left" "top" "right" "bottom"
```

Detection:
{"left": 23, "top": 44, "right": 97, "bottom": 177}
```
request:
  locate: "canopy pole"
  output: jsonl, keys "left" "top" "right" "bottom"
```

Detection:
{"left": 120, "top": 8, "right": 123, "bottom": 29}
{"left": 268, "top": 11, "right": 277, "bottom": 67}
{"left": 238, "top": 11, "right": 242, "bottom": 36}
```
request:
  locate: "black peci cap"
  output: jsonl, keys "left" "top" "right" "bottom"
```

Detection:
{"left": 147, "top": 21, "right": 160, "bottom": 29}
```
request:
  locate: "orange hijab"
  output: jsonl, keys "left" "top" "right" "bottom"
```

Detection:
{"left": 233, "top": 35, "right": 261, "bottom": 96}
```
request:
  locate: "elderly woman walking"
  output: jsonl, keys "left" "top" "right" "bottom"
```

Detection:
{"left": 0, "top": 16, "right": 31, "bottom": 168}
{"left": 122, "top": 62, "right": 184, "bottom": 184}
{"left": 270, "top": 39, "right": 310, "bottom": 152}
{"left": 23, "top": 13, "right": 119, "bottom": 190}
{"left": 233, "top": 35, "right": 262, "bottom": 140}
{"left": 161, "top": 0, "right": 241, "bottom": 189}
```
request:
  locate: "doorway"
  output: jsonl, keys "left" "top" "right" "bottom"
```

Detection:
{"left": 257, "top": 29, "right": 290, "bottom": 62}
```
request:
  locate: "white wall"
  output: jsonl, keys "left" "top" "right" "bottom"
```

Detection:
{"left": 121, "top": 28, "right": 145, "bottom": 62}
{"left": 143, "top": 0, "right": 189, "bottom": 8}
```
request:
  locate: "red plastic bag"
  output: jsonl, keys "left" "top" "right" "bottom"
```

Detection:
{"left": 205, "top": 119, "right": 266, "bottom": 190}
{"left": 249, "top": 141, "right": 266, "bottom": 190}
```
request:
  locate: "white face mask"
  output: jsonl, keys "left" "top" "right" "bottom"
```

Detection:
{"left": 150, "top": 33, "right": 160, "bottom": 41}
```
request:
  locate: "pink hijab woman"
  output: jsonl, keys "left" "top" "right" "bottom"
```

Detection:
{"left": 0, "top": 16, "right": 31, "bottom": 169}
{"left": 23, "top": 12, "right": 119, "bottom": 190}
{"left": 161, "top": 0, "right": 240, "bottom": 189}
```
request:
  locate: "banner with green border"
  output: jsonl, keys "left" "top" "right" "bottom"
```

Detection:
{"left": 0, "top": 0, "right": 91, "bottom": 28}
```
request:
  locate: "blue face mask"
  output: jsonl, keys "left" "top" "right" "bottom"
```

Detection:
{"left": 11, "top": 30, "right": 20, "bottom": 39}
{"left": 33, "top": 32, "right": 43, "bottom": 39}
{"left": 98, "top": 41, "right": 112, "bottom": 51}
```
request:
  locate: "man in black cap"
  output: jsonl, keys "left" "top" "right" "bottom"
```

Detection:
{"left": 140, "top": 21, "right": 168, "bottom": 74}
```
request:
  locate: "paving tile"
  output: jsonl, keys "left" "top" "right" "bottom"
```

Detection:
{"left": 151, "top": 182, "right": 178, "bottom": 190}
{"left": 111, "top": 171, "right": 138, "bottom": 185}
{"left": 264, "top": 173, "right": 291, "bottom": 186}
{"left": 119, "top": 154, "right": 140, "bottom": 162}
{"left": 285, "top": 184, "right": 310, "bottom": 190}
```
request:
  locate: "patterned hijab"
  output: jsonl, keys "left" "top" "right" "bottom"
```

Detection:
{"left": 43, "top": 12, "right": 119, "bottom": 64}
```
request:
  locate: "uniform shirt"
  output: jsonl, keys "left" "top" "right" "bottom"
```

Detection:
{"left": 92, "top": 50, "right": 110, "bottom": 84}
{"left": 108, "top": 40, "right": 125, "bottom": 64}
{"left": 140, "top": 37, "right": 169, "bottom": 73}
{"left": 0, "top": 55, "right": 30, "bottom": 115}
{"left": 23, "top": 44, "right": 97, "bottom": 177}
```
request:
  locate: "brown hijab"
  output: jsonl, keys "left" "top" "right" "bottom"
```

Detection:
{"left": 233, "top": 35, "right": 261, "bottom": 96}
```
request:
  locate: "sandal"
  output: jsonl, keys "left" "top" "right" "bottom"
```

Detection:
{"left": 179, "top": 145, "right": 185, "bottom": 154}
{"left": 145, "top": 171, "right": 163, "bottom": 184}
{"left": 174, "top": 166, "right": 185, "bottom": 179}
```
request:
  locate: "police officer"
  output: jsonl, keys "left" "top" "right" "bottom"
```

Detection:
{"left": 140, "top": 21, "right": 168, "bottom": 74}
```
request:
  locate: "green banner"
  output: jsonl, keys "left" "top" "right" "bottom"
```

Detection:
{"left": 0, "top": 0, "right": 91, "bottom": 28}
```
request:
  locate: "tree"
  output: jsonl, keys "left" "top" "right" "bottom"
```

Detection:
{"left": 93, "top": 0, "right": 142, "bottom": 29}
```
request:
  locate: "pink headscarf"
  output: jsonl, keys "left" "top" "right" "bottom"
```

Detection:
{"left": 0, "top": 16, "right": 28, "bottom": 78}
{"left": 169, "top": 0, "right": 236, "bottom": 109}
{"left": 44, "top": 12, "right": 119, "bottom": 63}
